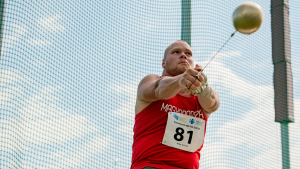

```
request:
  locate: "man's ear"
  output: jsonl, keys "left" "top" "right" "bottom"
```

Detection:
{"left": 162, "top": 59, "right": 165, "bottom": 68}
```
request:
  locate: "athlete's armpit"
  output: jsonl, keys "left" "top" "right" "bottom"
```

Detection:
{"left": 203, "top": 110, "right": 211, "bottom": 119}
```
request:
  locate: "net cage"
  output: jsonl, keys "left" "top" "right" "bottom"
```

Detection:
{"left": 0, "top": 0, "right": 299, "bottom": 168}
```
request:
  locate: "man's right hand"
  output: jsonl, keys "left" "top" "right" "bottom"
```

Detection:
{"left": 178, "top": 68, "right": 204, "bottom": 94}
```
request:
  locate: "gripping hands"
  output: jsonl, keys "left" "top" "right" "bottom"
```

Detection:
{"left": 178, "top": 66, "right": 212, "bottom": 99}
{"left": 189, "top": 71, "right": 212, "bottom": 99}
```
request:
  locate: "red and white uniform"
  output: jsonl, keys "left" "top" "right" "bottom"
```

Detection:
{"left": 131, "top": 94, "right": 208, "bottom": 169}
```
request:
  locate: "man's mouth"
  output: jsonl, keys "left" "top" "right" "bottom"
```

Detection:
{"left": 179, "top": 61, "right": 188, "bottom": 65}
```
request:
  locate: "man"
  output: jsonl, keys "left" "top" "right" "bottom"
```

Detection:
{"left": 131, "top": 40, "right": 220, "bottom": 169}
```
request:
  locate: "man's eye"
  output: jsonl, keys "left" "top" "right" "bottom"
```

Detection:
{"left": 174, "top": 51, "right": 179, "bottom": 54}
{"left": 186, "top": 53, "right": 192, "bottom": 56}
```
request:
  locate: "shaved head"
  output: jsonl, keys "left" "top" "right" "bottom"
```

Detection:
{"left": 164, "top": 40, "right": 189, "bottom": 59}
{"left": 162, "top": 40, "right": 194, "bottom": 76}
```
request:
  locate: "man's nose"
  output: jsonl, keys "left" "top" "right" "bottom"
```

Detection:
{"left": 180, "top": 53, "right": 187, "bottom": 59}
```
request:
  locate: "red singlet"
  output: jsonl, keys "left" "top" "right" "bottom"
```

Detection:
{"left": 131, "top": 94, "right": 208, "bottom": 169}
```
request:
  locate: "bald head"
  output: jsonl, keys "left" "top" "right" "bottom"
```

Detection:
{"left": 164, "top": 40, "right": 190, "bottom": 59}
{"left": 162, "top": 40, "right": 194, "bottom": 76}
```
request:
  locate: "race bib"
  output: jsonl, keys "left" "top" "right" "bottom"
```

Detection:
{"left": 162, "top": 112, "right": 206, "bottom": 152}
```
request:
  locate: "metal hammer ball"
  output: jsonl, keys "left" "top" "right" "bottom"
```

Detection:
{"left": 232, "top": 2, "right": 264, "bottom": 34}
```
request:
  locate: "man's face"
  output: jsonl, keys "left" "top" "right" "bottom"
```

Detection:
{"left": 163, "top": 41, "right": 194, "bottom": 76}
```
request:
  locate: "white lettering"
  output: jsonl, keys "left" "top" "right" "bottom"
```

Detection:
{"left": 168, "top": 105, "right": 172, "bottom": 112}
{"left": 193, "top": 110, "right": 199, "bottom": 117}
{"left": 161, "top": 103, "right": 169, "bottom": 112}
{"left": 160, "top": 102, "right": 204, "bottom": 119}
{"left": 186, "top": 110, "right": 191, "bottom": 116}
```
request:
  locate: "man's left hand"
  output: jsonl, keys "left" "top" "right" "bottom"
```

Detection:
{"left": 189, "top": 64, "right": 212, "bottom": 99}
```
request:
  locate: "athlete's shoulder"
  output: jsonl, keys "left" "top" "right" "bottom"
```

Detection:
{"left": 141, "top": 74, "right": 160, "bottom": 81}
{"left": 138, "top": 74, "right": 160, "bottom": 87}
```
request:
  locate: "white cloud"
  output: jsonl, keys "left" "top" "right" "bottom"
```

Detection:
{"left": 0, "top": 109, "right": 91, "bottom": 152}
{"left": 249, "top": 148, "right": 282, "bottom": 168}
{"left": 18, "top": 87, "right": 98, "bottom": 144}
{"left": 290, "top": 143, "right": 300, "bottom": 169}
{"left": 292, "top": 65, "right": 300, "bottom": 90}
{"left": 109, "top": 80, "right": 139, "bottom": 120}
{"left": 4, "top": 35, "right": 18, "bottom": 41}
{"left": 195, "top": 60, "right": 273, "bottom": 101}
{"left": 2, "top": 35, "right": 19, "bottom": 49}
{"left": 211, "top": 50, "right": 242, "bottom": 58}
{"left": 145, "top": 24, "right": 156, "bottom": 31}
{"left": 193, "top": 50, "right": 242, "bottom": 61}
{"left": 22, "top": 115, "right": 89, "bottom": 144}
{"left": 40, "top": 85, "right": 62, "bottom": 94}
{"left": 0, "top": 118, "right": 29, "bottom": 153}
{"left": 27, "top": 14, "right": 64, "bottom": 47}
{"left": 118, "top": 124, "right": 134, "bottom": 140}
{"left": 29, "top": 60, "right": 45, "bottom": 67}
{"left": 197, "top": 60, "right": 300, "bottom": 168}
{"left": 0, "top": 82, "right": 100, "bottom": 168}
{"left": 27, "top": 39, "right": 51, "bottom": 46}
{"left": 1, "top": 23, "right": 26, "bottom": 51}
{"left": 111, "top": 100, "right": 136, "bottom": 120}
{"left": 0, "top": 85, "right": 99, "bottom": 152}
{"left": 41, "top": 135, "right": 111, "bottom": 168}
{"left": 249, "top": 113, "right": 300, "bottom": 169}
{"left": 10, "top": 23, "right": 27, "bottom": 36}
{"left": 8, "top": 159, "right": 25, "bottom": 169}
{"left": 109, "top": 79, "right": 139, "bottom": 95}
{"left": 289, "top": 99, "right": 300, "bottom": 168}
{"left": 0, "top": 86, "right": 23, "bottom": 102}
{"left": 1, "top": 135, "right": 111, "bottom": 169}
{"left": 38, "top": 14, "right": 65, "bottom": 32}
{"left": 0, "top": 69, "right": 30, "bottom": 86}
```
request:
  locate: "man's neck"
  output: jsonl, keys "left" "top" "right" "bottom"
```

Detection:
{"left": 161, "top": 70, "right": 169, "bottom": 77}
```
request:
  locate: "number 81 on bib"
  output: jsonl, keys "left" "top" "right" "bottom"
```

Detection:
{"left": 162, "top": 112, "right": 206, "bottom": 152}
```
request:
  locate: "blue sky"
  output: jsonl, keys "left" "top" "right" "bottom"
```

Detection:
{"left": 0, "top": 0, "right": 299, "bottom": 168}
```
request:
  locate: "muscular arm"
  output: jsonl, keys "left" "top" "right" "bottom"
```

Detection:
{"left": 137, "top": 74, "right": 182, "bottom": 102}
{"left": 197, "top": 85, "right": 220, "bottom": 117}
{"left": 136, "top": 69, "right": 202, "bottom": 115}
{"left": 137, "top": 69, "right": 201, "bottom": 102}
